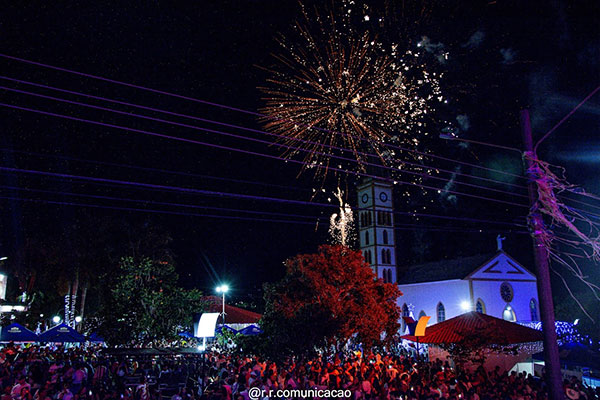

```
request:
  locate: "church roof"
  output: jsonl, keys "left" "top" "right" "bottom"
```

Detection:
{"left": 401, "top": 311, "right": 543, "bottom": 344}
{"left": 397, "top": 253, "right": 496, "bottom": 284}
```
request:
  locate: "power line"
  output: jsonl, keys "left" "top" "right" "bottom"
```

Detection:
{"left": 0, "top": 147, "right": 310, "bottom": 193}
{"left": 0, "top": 102, "right": 529, "bottom": 209}
{"left": 1, "top": 184, "right": 530, "bottom": 234}
{"left": 2, "top": 84, "right": 530, "bottom": 201}
{"left": 1, "top": 76, "right": 530, "bottom": 191}
{"left": 0, "top": 165, "right": 526, "bottom": 227}
{"left": 535, "top": 85, "right": 600, "bottom": 151}
{"left": 0, "top": 55, "right": 529, "bottom": 182}
{"left": 0, "top": 184, "right": 324, "bottom": 221}
{"left": 0, "top": 194, "right": 527, "bottom": 235}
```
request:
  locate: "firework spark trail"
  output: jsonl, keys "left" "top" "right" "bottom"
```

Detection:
{"left": 329, "top": 187, "right": 355, "bottom": 247}
{"left": 259, "top": 1, "right": 444, "bottom": 178}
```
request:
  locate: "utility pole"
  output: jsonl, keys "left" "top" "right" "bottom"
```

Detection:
{"left": 520, "top": 109, "right": 564, "bottom": 400}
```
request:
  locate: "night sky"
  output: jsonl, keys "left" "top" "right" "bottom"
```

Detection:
{"left": 1, "top": 1, "right": 599, "bottom": 311}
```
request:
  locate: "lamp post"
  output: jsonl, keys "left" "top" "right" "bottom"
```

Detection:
{"left": 215, "top": 284, "right": 229, "bottom": 325}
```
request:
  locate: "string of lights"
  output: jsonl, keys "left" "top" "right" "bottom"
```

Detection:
{"left": 0, "top": 76, "right": 530, "bottom": 191}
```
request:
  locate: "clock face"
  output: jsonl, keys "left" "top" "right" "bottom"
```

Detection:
{"left": 379, "top": 192, "right": 388, "bottom": 202}
{"left": 361, "top": 193, "right": 369, "bottom": 204}
{"left": 500, "top": 282, "right": 514, "bottom": 303}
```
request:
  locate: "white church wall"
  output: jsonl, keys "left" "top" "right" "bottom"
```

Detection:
{"left": 397, "top": 279, "right": 470, "bottom": 326}
{"left": 471, "top": 279, "right": 539, "bottom": 322}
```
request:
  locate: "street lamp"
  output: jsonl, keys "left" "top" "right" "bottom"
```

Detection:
{"left": 460, "top": 300, "right": 472, "bottom": 312}
{"left": 75, "top": 316, "right": 82, "bottom": 324}
{"left": 215, "top": 284, "right": 229, "bottom": 325}
{"left": 52, "top": 315, "right": 61, "bottom": 324}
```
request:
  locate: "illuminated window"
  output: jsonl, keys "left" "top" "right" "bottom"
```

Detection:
{"left": 476, "top": 299, "right": 486, "bottom": 314}
{"left": 437, "top": 302, "right": 445, "bottom": 322}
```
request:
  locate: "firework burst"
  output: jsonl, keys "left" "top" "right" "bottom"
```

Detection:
{"left": 259, "top": 2, "right": 444, "bottom": 177}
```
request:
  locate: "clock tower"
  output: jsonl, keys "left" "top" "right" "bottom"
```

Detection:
{"left": 357, "top": 178, "right": 397, "bottom": 283}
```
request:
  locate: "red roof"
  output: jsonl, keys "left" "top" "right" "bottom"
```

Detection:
{"left": 203, "top": 296, "right": 262, "bottom": 324}
{"left": 401, "top": 312, "right": 543, "bottom": 345}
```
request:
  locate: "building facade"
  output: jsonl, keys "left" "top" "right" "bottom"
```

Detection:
{"left": 357, "top": 179, "right": 540, "bottom": 329}
{"left": 357, "top": 179, "right": 397, "bottom": 283}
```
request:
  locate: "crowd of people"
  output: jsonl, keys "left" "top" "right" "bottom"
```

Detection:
{"left": 0, "top": 344, "right": 596, "bottom": 400}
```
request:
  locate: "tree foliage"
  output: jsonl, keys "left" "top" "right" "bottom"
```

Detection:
{"left": 259, "top": 245, "right": 401, "bottom": 357}
{"left": 96, "top": 257, "right": 204, "bottom": 345}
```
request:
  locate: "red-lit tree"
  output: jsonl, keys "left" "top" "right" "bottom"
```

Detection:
{"left": 259, "top": 245, "right": 401, "bottom": 356}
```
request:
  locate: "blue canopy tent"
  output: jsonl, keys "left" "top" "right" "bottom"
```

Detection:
{"left": 39, "top": 323, "right": 85, "bottom": 343}
{"left": 238, "top": 325, "right": 263, "bottom": 336}
{"left": 0, "top": 323, "right": 39, "bottom": 342}
{"left": 88, "top": 332, "right": 105, "bottom": 343}
{"left": 215, "top": 325, "right": 238, "bottom": 335}
{"left": 177, "top": 331, "right": 193, "bottom": 339}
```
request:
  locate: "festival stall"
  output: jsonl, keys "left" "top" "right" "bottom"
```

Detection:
{"left": 0, "top": 323, "right": 39, "bottom": 342}
{"left": 39, "top": 323, "right": 85, "bottom": 343}
{"left": 401, "top": 311, "right": 543, "bottom": 372}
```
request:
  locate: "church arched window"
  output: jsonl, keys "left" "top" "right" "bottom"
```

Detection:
{"left": 503, "top": 304, "right": 516, "bottom": 322}
{"left": 530, "top": 299, "right": 539, "bottom": 321}
{"left": 381, "top": 249, "right": 386, "bottom": 264}
{"left": 437, "top": 302, "right": 445, "bottom": 322}
{"left": 476, "top": 299, "right": 486, "bottom": 314}
{"left": 386, "top": 249, "right": 391, "bottom": 264}
{"left": 418, "top": 310, "right": 426, "bottom": 320}
{"left": 368, "top": 212, "right": 372, "bottom": 226}
{"left": 386, "top": 212, "right": 391, "bottom": 226}
{"left": 365, "top": 231, "right": 369, "bottom": 245}
{"left": 386, "top": 269, "right": 393, "bottom": 283}
{"left": 383, "top": 230, "right": 388, "bottom": 244}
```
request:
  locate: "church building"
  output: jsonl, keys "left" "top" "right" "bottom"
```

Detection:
{"left": 357, "top": 179, "right": 540, "bottom": 329}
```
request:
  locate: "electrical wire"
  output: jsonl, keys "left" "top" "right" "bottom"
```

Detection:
{"left": 0, "top": 194, "right": 528, "bottom": 235}
{"left": 1, "top": 76, "right": 530, "bottom": 191}
{"left": 0, "top": 54, "right": 529, "bottom": 182}
{"left": 0, "top": 102, "right": 529, "bottom": 209}
{"left": 1, "top": 84, "right": 530, "bottom": 200}
{"left": 0, "top": 165, "right": 526, "bottom": 227}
